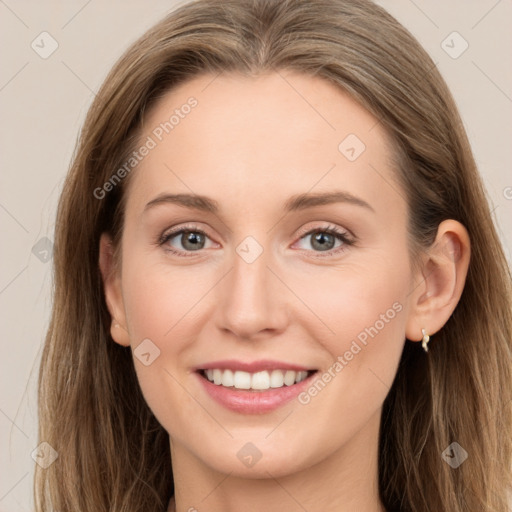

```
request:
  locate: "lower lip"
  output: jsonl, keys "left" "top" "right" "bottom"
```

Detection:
{"left": 196, "top": 371, "right": 316, "bottom": 414}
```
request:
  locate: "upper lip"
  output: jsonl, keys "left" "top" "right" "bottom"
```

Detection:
{"left": 195, "top": 359, "right": 316, "bottom": 373}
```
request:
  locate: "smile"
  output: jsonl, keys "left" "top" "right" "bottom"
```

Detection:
{"left": 194, "top": 360, "right": 319, "bottom": 414}
{"left": 200, "top": 368, "right": 315, "bottom": 391}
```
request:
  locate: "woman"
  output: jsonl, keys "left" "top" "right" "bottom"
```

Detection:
{"left": 35, "top": 0, "right": 512, "bottom": 511}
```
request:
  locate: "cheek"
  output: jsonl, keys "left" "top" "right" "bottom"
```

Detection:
{"left": 323, "top": 271, "right": 406, "bottom": 357}
{"left": 122, "top": 259, "right": 209, "bottom": 344}
{"left": 293, "top": 247, "right": 410, "bottom": 416}
{"left": 298, "top": 251, "right": 409, "bottom": 354}
{"left": 119, "top": 254, "right": 228, "bottom": 403}
{"left": 120, "top": 260, "right": 211, "bottom": 432}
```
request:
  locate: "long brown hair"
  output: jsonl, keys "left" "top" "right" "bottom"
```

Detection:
{"left": 35, "top": 0, "right": 512, "bottom": 510}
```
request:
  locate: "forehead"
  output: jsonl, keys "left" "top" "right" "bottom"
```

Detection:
{"left": 125, "top": 71, "right": 404, "bottom": 221}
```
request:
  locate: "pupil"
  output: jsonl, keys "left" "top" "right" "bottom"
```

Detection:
{"left": 313, "top": 232, "right": 334, "bottom": 251}
{"left": 183, "top": 231, "right": 204, "bottom": 250}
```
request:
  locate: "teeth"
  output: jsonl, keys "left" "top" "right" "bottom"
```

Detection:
{"left": 221, "top": 369, "right": 234, "bottom": 387}
{"left": 269, "top": 369, "right": 284, "bottom": 388}
{"left": 251, "top": 371, "right": 270, "bottom": 390}
{"left": 284, "top": 370, "right": 296, "bottom": 386}
{"left": 213, "top": 369, "right": 222, "bottom": 385}
{"left": 203, "top": 369, "right": 311, "bottom": 390}
{"left": 233, "top": 371, "right": 251, "bottom": 389}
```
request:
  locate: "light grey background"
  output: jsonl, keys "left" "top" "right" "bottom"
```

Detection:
{"left": 1, "top": 1, "right": 511, "bottom": 510}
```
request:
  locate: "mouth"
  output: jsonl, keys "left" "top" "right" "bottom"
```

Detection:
{"left": 194, "top": 359, "right": 319, "bottom": 413}
{"left": 197, "top": 368, "right": 318, "bottom": 392}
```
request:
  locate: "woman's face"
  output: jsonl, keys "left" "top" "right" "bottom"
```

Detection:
{"left": 104, "top": 71, "right": 422, "bottom": 478}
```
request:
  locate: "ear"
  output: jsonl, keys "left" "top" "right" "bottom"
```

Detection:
{"left": 405, "top": 219, "right": 471, "bottom": 343}
{"left": 98, "top": 233, "right": 130, "bottom": 347}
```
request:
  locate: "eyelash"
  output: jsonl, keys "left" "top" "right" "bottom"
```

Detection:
{"left": 157, "top": 223, "right": 355, "bottom": 259}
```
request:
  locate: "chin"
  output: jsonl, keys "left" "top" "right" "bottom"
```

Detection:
{"left": 189, "top": 436, "right": 315, "bottom": 479}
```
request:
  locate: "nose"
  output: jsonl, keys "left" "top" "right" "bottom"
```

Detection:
{"left": 214, "top": 242, "right": 289, "bottom": 340}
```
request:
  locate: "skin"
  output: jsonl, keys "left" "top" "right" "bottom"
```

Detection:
{"left": 99, "top": 71, "right": 470, "bottom": 512}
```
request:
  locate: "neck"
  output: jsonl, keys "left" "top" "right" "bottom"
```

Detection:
{"left": 167, "top": 409, "right": 386, "bottom": 512}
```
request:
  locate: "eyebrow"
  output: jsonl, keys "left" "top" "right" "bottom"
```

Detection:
{"left": 284, "top": 191, "right": 374, "bottom": 213}
{"left": 143, "top": 190, "right": 374, "bottom": 214}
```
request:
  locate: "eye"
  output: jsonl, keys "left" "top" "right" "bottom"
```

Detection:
{"left": 293, "top": 224, "right": 354, "bottom": 257}
{"left": 158, "top": 225, "right": 216, "bottom": 257}
{"left": 157, "top": 223, "right": 354, "bottom": 258}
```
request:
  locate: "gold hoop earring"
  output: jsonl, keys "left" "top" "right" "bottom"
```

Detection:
{"left": 421, "top": 328, "right": 430, "bottom": 353}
